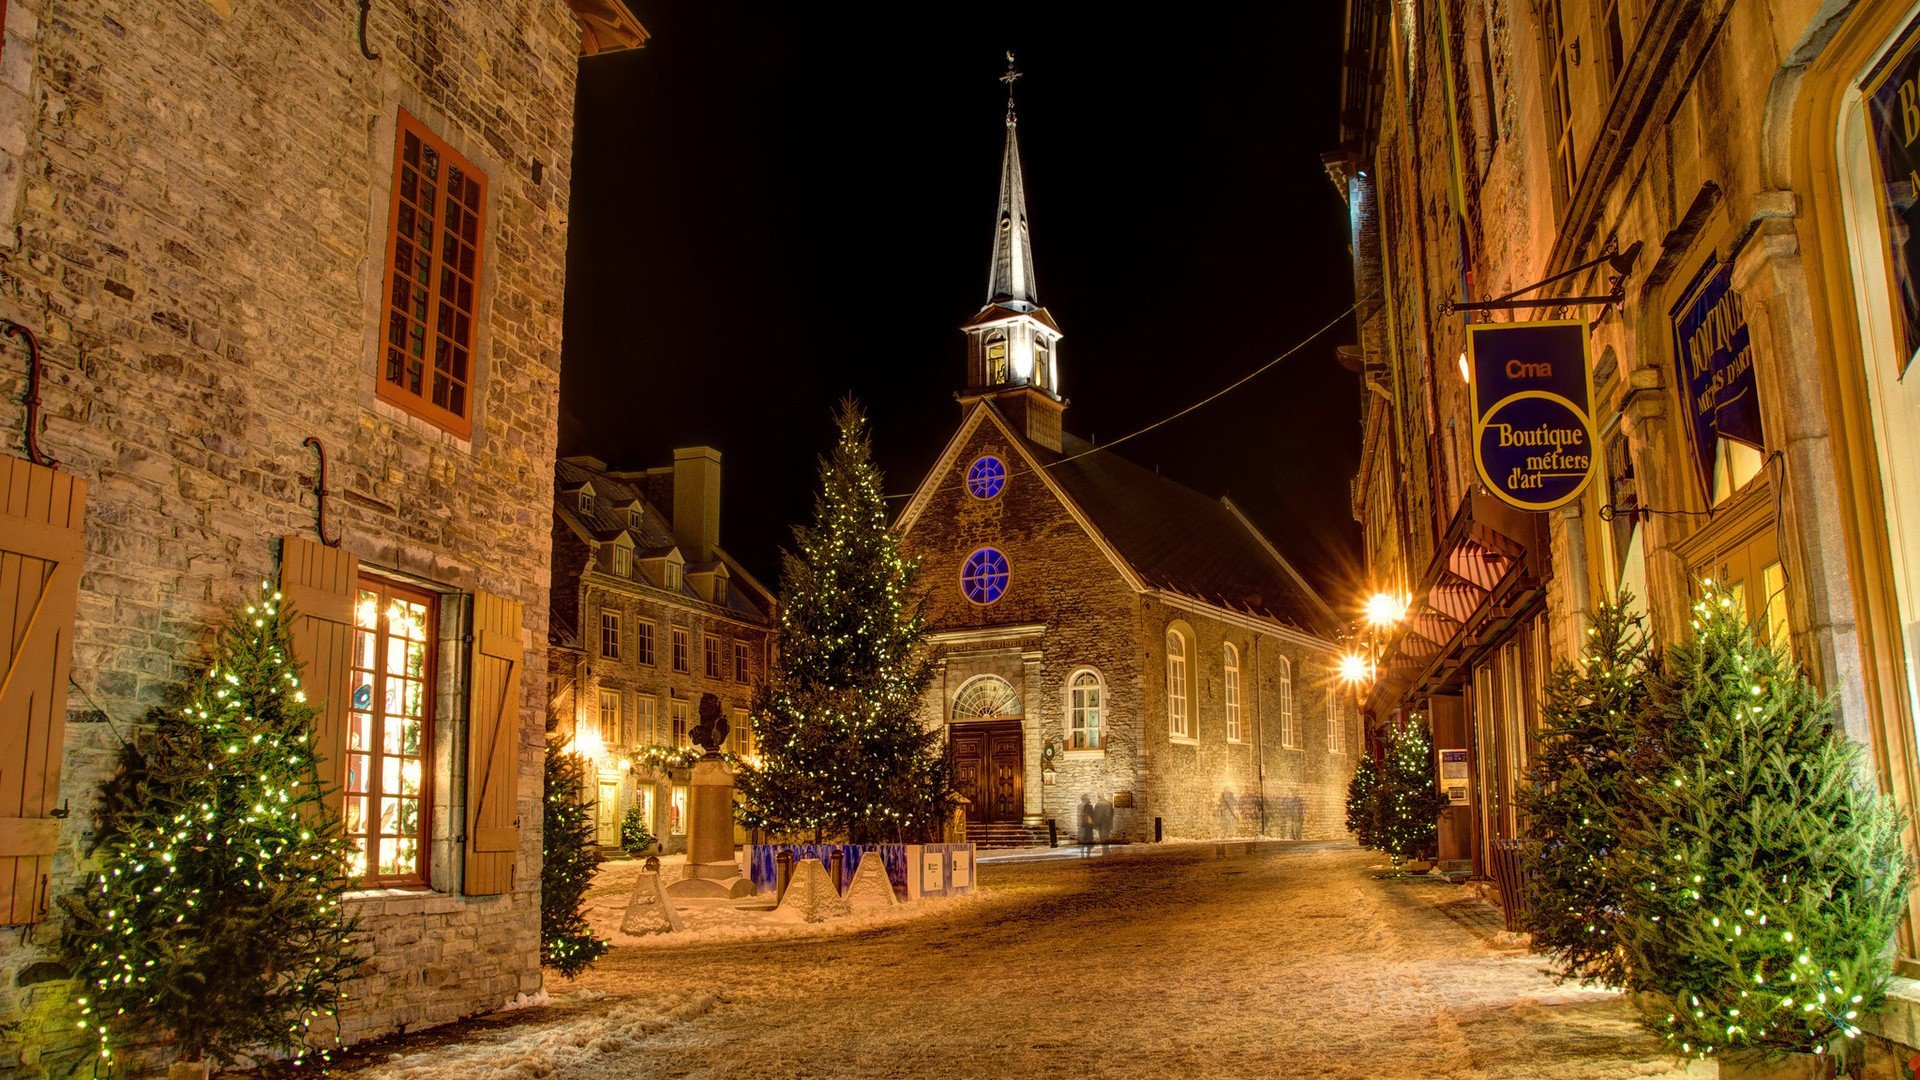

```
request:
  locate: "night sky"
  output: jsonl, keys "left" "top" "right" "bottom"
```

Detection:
{"left": 560, "top": 5, "right": 1361, "bottom": 602}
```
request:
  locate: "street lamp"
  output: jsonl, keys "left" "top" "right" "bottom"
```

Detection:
{"left": 1364, "top": 591, "right": 1409, "bottom": 629}
{"left": 1338, "top": 651, "right": 1374, "bottom": 685}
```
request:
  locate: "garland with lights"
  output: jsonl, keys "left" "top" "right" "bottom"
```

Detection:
{"left": 541, "top": 735, "right": 607, "bottom": 977}
{"left": 59, "top": 585, "right": 359, "bottom": 1072}
{"left": 1520, "top": 594, "right": 1650, "bottom": 988}
{"left": 1344, "top": 754, "right": 1382, "bottom": 850}
{"left": 736, "top": 398, "right": 950, "bottom": 844}
{"left": 1614, "top": 587, "right": 1909, "bottom": 1060}
{"left": 1376, "top": 715, "right": 1445, "bottom": 867}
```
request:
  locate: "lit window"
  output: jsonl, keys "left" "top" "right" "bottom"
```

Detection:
{"left": 600, "top": 690, "right": 624, "bottom": 748}
{"left": 671, "top": 698, "right": 690, "bottom": 746}
{"left": 986, "top": 333, "right": 1008, "bottom": 383}
{"left": 1326, "top": 686, "right": 1344, "bottom": 753}
{"left": 1069, "top": 670, "right": 1102, "bottom": 750}
{"left": 636, "top": 695, "right": 658, "bottom": 744}
{"left": 704, "top": 636, "right": 721, "bottom": 678}
{"left": 733, "top": 641, "right": 750, "bottom": 683}
{"left": 1763, "top": 561, "right": 1791, "bottom": 656}
{"left": 1035, "top": 336, "right": 1051, "bottom": 390}
{"left": 1167, "top": 629, "right": 1191, "bottom": 739}
{"left": 346, "top": 577, "right": 436, "bottom": 885}
{"left": 635, "top": 621, "right": 655, "bottom": 667}
{"left": 953, "top": 676, "right": 1022, "bottom": 719}
{"left": 961, "top": 548, "right": 1010, "bottom": 605}
{"left": 1278, "top": 655, "right": 1298, "bottom": 748}
{"left": 671, "top": 627, "right": 689, "bottom": 673}
{"left": 1224, "top": 643, "right": 1242, "bottom": 742}
{"left": 381, "top": 109, "right": 484, "bottom": 437}
{"left": 600, "top": 611, "right": 620, "bottom": 661}
{"left": 966, "top": 456, "right": 1007, "bottom": 500}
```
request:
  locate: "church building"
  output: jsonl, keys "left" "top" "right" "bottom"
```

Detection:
{"left": 897, "top": 74, "right": 1361, "bottom": 846}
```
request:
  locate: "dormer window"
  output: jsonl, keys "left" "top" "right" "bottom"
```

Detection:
{"left": 628, "top": 506, "right": 643, "bottom": 529}
{"left": 578, "top": 490, "right": 594, "bottom": 514}
{"left": 612, "top": 544, "right": 632, "bottom": 578}
{"left": 665, "top": 562, "right": 682, "bottom": 590}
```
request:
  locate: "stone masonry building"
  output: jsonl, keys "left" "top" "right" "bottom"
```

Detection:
{"left": 0, "top": 0, "right": 647, "bottom": 1071}
{"left": 547, "top": 450, "right": 774, "bottom": 853}
{"left": 897, "top": 80, "right": 1361, "bottom": 847}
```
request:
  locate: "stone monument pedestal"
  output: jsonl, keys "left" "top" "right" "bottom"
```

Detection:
{"left": 665, "top": 756, "right": 754, "bottom": 900}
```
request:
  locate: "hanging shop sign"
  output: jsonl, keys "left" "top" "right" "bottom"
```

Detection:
{"left": 1467, "top": 320, "right": 1597, "bottom": 511}
{"left": 1866, "top": 16, "right": 1920, "bottom": 375}
{"left": 1670, "top": 254, "right": 1763, "bottom": 495}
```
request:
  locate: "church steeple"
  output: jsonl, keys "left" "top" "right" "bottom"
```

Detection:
{"left": 962, "top": 52, "right": 1065, "bottom": 451}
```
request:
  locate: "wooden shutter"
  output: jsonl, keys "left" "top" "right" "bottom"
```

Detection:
{"left": 279, "top": 536, "right": 358, "bottom": 809}
{"left": 466, "top": 589, "right": 525, "bottom": 896}
{"left": 0, "top": 458, "right": 84, "bottom": 925}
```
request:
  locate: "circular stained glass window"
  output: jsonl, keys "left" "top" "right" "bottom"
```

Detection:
{"left": 966, "top": 455, "right": 1007, "bottom": 499}
{"left": 961, "top": 547, "right": 1010, "bottom": 605}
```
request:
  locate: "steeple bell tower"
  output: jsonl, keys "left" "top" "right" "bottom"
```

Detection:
{"left": 962, "top": 53, "right": 1065, "bottom": 452}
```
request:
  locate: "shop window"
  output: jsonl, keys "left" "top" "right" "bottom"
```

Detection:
{"left": 346, "top": 577, "right": 437, "bottom": 886}
{"left": 380, "top": 109, "right": 484, "bottom": 438}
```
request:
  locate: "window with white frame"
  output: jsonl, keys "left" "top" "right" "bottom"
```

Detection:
{"left": 612, "top": 544, "right": 631, "bottom": 578}
{"left": 670, "top": 698, "right": 690, "bottom": 746}
{"left": 635, "top": 620, "right": 655, "bottom": 666}
{"left": 1069, "top": 669, "right": 1103, "bottom": 750}
{"left": 578, "top": 489, "right": 594, "bottom": 514}
{"left": 1326, "top": 685, "right": 1344, "bottom": 753}
{"left": 671, "top": 627, "right": 689, "bottom": 673}
{"left": 1278, "top": 654, "right": 1298, "bottom": 748}
{"left": 628, "top": 505, "right": 643, "bottom": 529}
{"left": 664, "top": 561, "right": 683, "bottom": 590}
{"left": 1223, "top": 643, "right": 1242, "bottom": 742}
{"left": 1166, "top": 628, "right": 1191, "bottom": 740}
{"left": 636, "top": 694, "right": 658, "bottom": 744}
{"left": 600, "top": 690, "right": 624, "bottom": 748}
{"left": 600, "top": 611, "right": 620, "bottom": 661}
{"left": 733, "top": 641, "right": 749, "bottom": 683}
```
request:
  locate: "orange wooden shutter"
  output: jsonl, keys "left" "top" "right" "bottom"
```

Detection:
{"left": 278, "top": 536, "right": 358, "bottom": 809}
{"left": 466, "top": 589, "right": 524, "bottom": 896}
{"left": 0, "top": 458, "right": 84, "bottom": 925}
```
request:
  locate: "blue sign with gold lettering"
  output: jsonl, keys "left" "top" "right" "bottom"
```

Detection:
{"left": 1670, "top": 254, "right": 1762, "bottom": 496}
{"left": 1468, "top": 320, "right": 1597, "bottom": 512}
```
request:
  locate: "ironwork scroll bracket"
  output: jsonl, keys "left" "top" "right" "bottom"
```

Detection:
{"left": 1, "top": 319, "right": 58, "bottom": 469}
{"left": 357, "top": 0, "right": 381, "bottom": 61}
{"left": 303, "top": 436, "right": 342, "bottom": 548}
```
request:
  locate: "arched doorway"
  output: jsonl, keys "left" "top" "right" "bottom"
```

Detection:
{"left": 949, "top": 676, "right": 1024, "bottom": 823}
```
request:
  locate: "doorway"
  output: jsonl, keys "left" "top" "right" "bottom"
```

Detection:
{"left": 950, "top": 720, "right": 1024, "bottom": 823}
{"left": 596, "top": 779, "right": 620, "bottom": 847}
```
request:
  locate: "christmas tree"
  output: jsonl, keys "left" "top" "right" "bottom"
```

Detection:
{"left": 60, "top": 585, "right": 358, "bottom": 1070}
{"left": 541, "top": 734, "right": 606, "bottom": 977}
{"left": 1615, "top": 587, "right": 1909, "bottom": 1059}
{"left": 737, "top": 398, "right": 949, "bottom": 843}
{"left": 1520, "top": 595, "right": 1651, "bottom": 988}
{"left": 1345, "top": 754, "right": 1381, "bottom": 850}
{"left": 1377, "top": 715, "right": 1445, "bottom": 866}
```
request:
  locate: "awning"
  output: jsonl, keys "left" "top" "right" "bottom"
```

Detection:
{"left": 1366, "top": 491, "right": 1549, "bottom": 716}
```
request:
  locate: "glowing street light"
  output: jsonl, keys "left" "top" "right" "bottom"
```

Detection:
{"left": 1338, "top": 651, "right": 1375, "bottom": 685}
{"left": 1364, "top": 591, "right": 1409, "bottom": 629}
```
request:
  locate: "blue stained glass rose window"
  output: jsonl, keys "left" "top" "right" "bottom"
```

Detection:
{"left": 966, "top": 455, "right": 1007, "bottom": 499}
{"left": 961, "top": 548, "right": 1010, "bottom": 605}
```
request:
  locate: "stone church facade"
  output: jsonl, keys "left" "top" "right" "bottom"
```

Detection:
{"left": 0, "top": 0, "right": 647, "bottom": 1071}
{"left": 897, "top": 83, "right": 1359, "bottom": 846}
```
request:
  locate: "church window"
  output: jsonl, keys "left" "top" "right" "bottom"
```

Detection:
{"left": 380, "top": 109, "right": 484, "bottom": 438}
{"left": 1224, "top": 643, "right": 1242, "bottom": 742}
{"left": 953, "top": 676, "right": 1022, "bottom": 719}
{"left": 1069, "top": 670, "right": 1103, "bottom": 750}
{"left": 986, "top": 333, "right": 1008, "bottom": 383}
{"left": 1167, "top": 629, "right": 1192, "bottom": 740}
{"left": 1035, "top": 336, "right": 1051, "bottom": 390}
{"left": 1277, "top": 655, "right": 1298, "bottom": 749}
{"left": 960, "top": 547, "right": 1010, "bottom": 605}
{"left": 1326, "top": 686, "right": 1345, "bottom": 753}
{"left": 966, "top": 456, "right": 1007, "bottom": 499}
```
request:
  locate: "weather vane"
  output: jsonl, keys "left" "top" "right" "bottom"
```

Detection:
{"left": 1001, "top": 50, "right": 1022, "bottom": 125}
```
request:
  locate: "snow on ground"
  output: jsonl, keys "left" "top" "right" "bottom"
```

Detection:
{"left": 347, "top": 843, "right": 1710, "bottom": 1080}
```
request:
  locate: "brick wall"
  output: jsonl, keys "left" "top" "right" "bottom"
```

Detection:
{"left": 0, "top": 0, "right": 588, "bottom": 1070}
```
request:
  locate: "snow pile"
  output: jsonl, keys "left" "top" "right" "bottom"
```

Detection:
{"left": 617, "top": 869, "right": 683, "bottom": 936}
{"left": 771, "top": 857, "right": 850, "bottom": 923}
{"left": 361, "top": 992, "right": 721, "bottom": 1080}
{"left": 843, "top": 853, "right": 898, "bottom": 915}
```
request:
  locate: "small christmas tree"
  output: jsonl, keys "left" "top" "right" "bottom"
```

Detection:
{"left": 1521, "top": 595, "right": 1651, "bottom": 988}
{"left": 1615, "top": 587, "right": 1909, "bottom": 1059}
{"left": 541, "top": 735, "right": 606, "bottom": 977}
{"left": 1377, "top": 715, "right": 1445, "bottom": 867}
{"left": 620, "top": 806, "right": 655, "bottom": 856}
{"left": 1345, "top": 755, "right": 1382, "bottom": 850}
{"left": 737, "top": 398, "right": 949, "bottom": 843}
{"left": 61, "top": 585, "right": 359, "bottom": 1070}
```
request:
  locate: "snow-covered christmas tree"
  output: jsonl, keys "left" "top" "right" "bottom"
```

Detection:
{"left": 738, "top": 399, "right": 949, "bottom": 843}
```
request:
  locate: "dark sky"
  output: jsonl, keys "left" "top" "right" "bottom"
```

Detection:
{"left": 561, "top": 4, "right": 1361, "bottom": 602}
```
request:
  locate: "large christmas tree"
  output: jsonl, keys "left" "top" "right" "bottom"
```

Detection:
{"left": 737, "top": 399, "right": 949, "bottom": 843}
{"left": 1344, "top": 754, "right": 1381, "bottom": 850}
{"left": 1377, "top": 715, "right": 1445, "bottom": 866}
{"left": 61, "top": 585, "right": 359, "bottom": 1070}
{"left": 1520, "top": 595, "right": 1650, "bottom": 988}
{"left": 1616, "top": 588, "right": 1909, "bottom": 1059}
{"left": 540, "top": 734, "right": 606, "bottom": 977}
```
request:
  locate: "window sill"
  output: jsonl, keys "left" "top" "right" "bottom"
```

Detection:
{"left": 345, "top": 883, "right": 435, "bottom": 901}
{"left": 1227, "top": 738, "right": 1251, "bottom": 747}
{"left": 1168, "top": 735, "right": 1199, "bottom": 746}
{"left": 1062, "top": 748, "right": 1105, "bottom": 760}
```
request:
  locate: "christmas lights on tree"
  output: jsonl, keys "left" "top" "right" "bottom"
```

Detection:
{"left": 737, "top": 398, "right": 950, "bottom": 843}
{"left": 1376, "top": 715, "right": 1444, "bottom": 868}
{"left": 1344, "top": 754, "right": 1381, "bottom": 850}
{"left": 541, "top": 735, "right": 607, "bottom": 977}
{"left": 1520, "top": 594, "right": 1650, "bottom": 988}
{"left": 60, "top": 584, "right": 358, "bottom": 1071}
{"left": 1614, "top": 587, "right": 1909, "bottom": 1060}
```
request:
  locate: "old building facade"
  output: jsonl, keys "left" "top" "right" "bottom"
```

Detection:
{"left": 897, "top": 90, "right": 1360, "bottom": 847}
{"left": 0, "top": 0, "right": 646, "bottom": 1070}
{"left": 547, "top": 451, "right": 774, "bottom": 853}
{"left": 1331, "top": 0, "right": 1920, "bottom": 1050}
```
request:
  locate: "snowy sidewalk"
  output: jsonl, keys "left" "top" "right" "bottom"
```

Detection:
{"left": 345, "top": 842, "right": 1708, "bottom": 1080}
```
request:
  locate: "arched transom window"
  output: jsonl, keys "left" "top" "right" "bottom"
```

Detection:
{"left": 953, "top": 676, "right": 1022, "bottom": 720}
{"left": 1069, "top": 670, "right": 1103, "bottom": 750}
{"left": 1166, "top": 628, "right": 1191, "bottom": 740}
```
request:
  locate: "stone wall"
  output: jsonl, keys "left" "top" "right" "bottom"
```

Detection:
{"left": 0, "top": 0, "right": 589, "bottom": 1071}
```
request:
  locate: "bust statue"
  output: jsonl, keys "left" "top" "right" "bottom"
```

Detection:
{"left": 689, "top": 692, "right": 729, "bottom": 757}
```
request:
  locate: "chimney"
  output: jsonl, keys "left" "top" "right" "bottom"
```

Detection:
{"left": 671, "top": 446, "right": 722, "bottom": 564}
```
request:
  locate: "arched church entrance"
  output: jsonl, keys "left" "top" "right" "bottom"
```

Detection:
{"left": 949, "top": 676, "right": 1025, "bottom": 824}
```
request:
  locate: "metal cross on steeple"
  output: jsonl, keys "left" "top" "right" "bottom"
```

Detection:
{"left": 1001, "top": 51, "right": 1021, "bottom": 126}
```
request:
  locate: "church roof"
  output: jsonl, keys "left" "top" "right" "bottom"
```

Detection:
{"left": 1017, "top": 426, "right": 1339, "bottom": 639}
